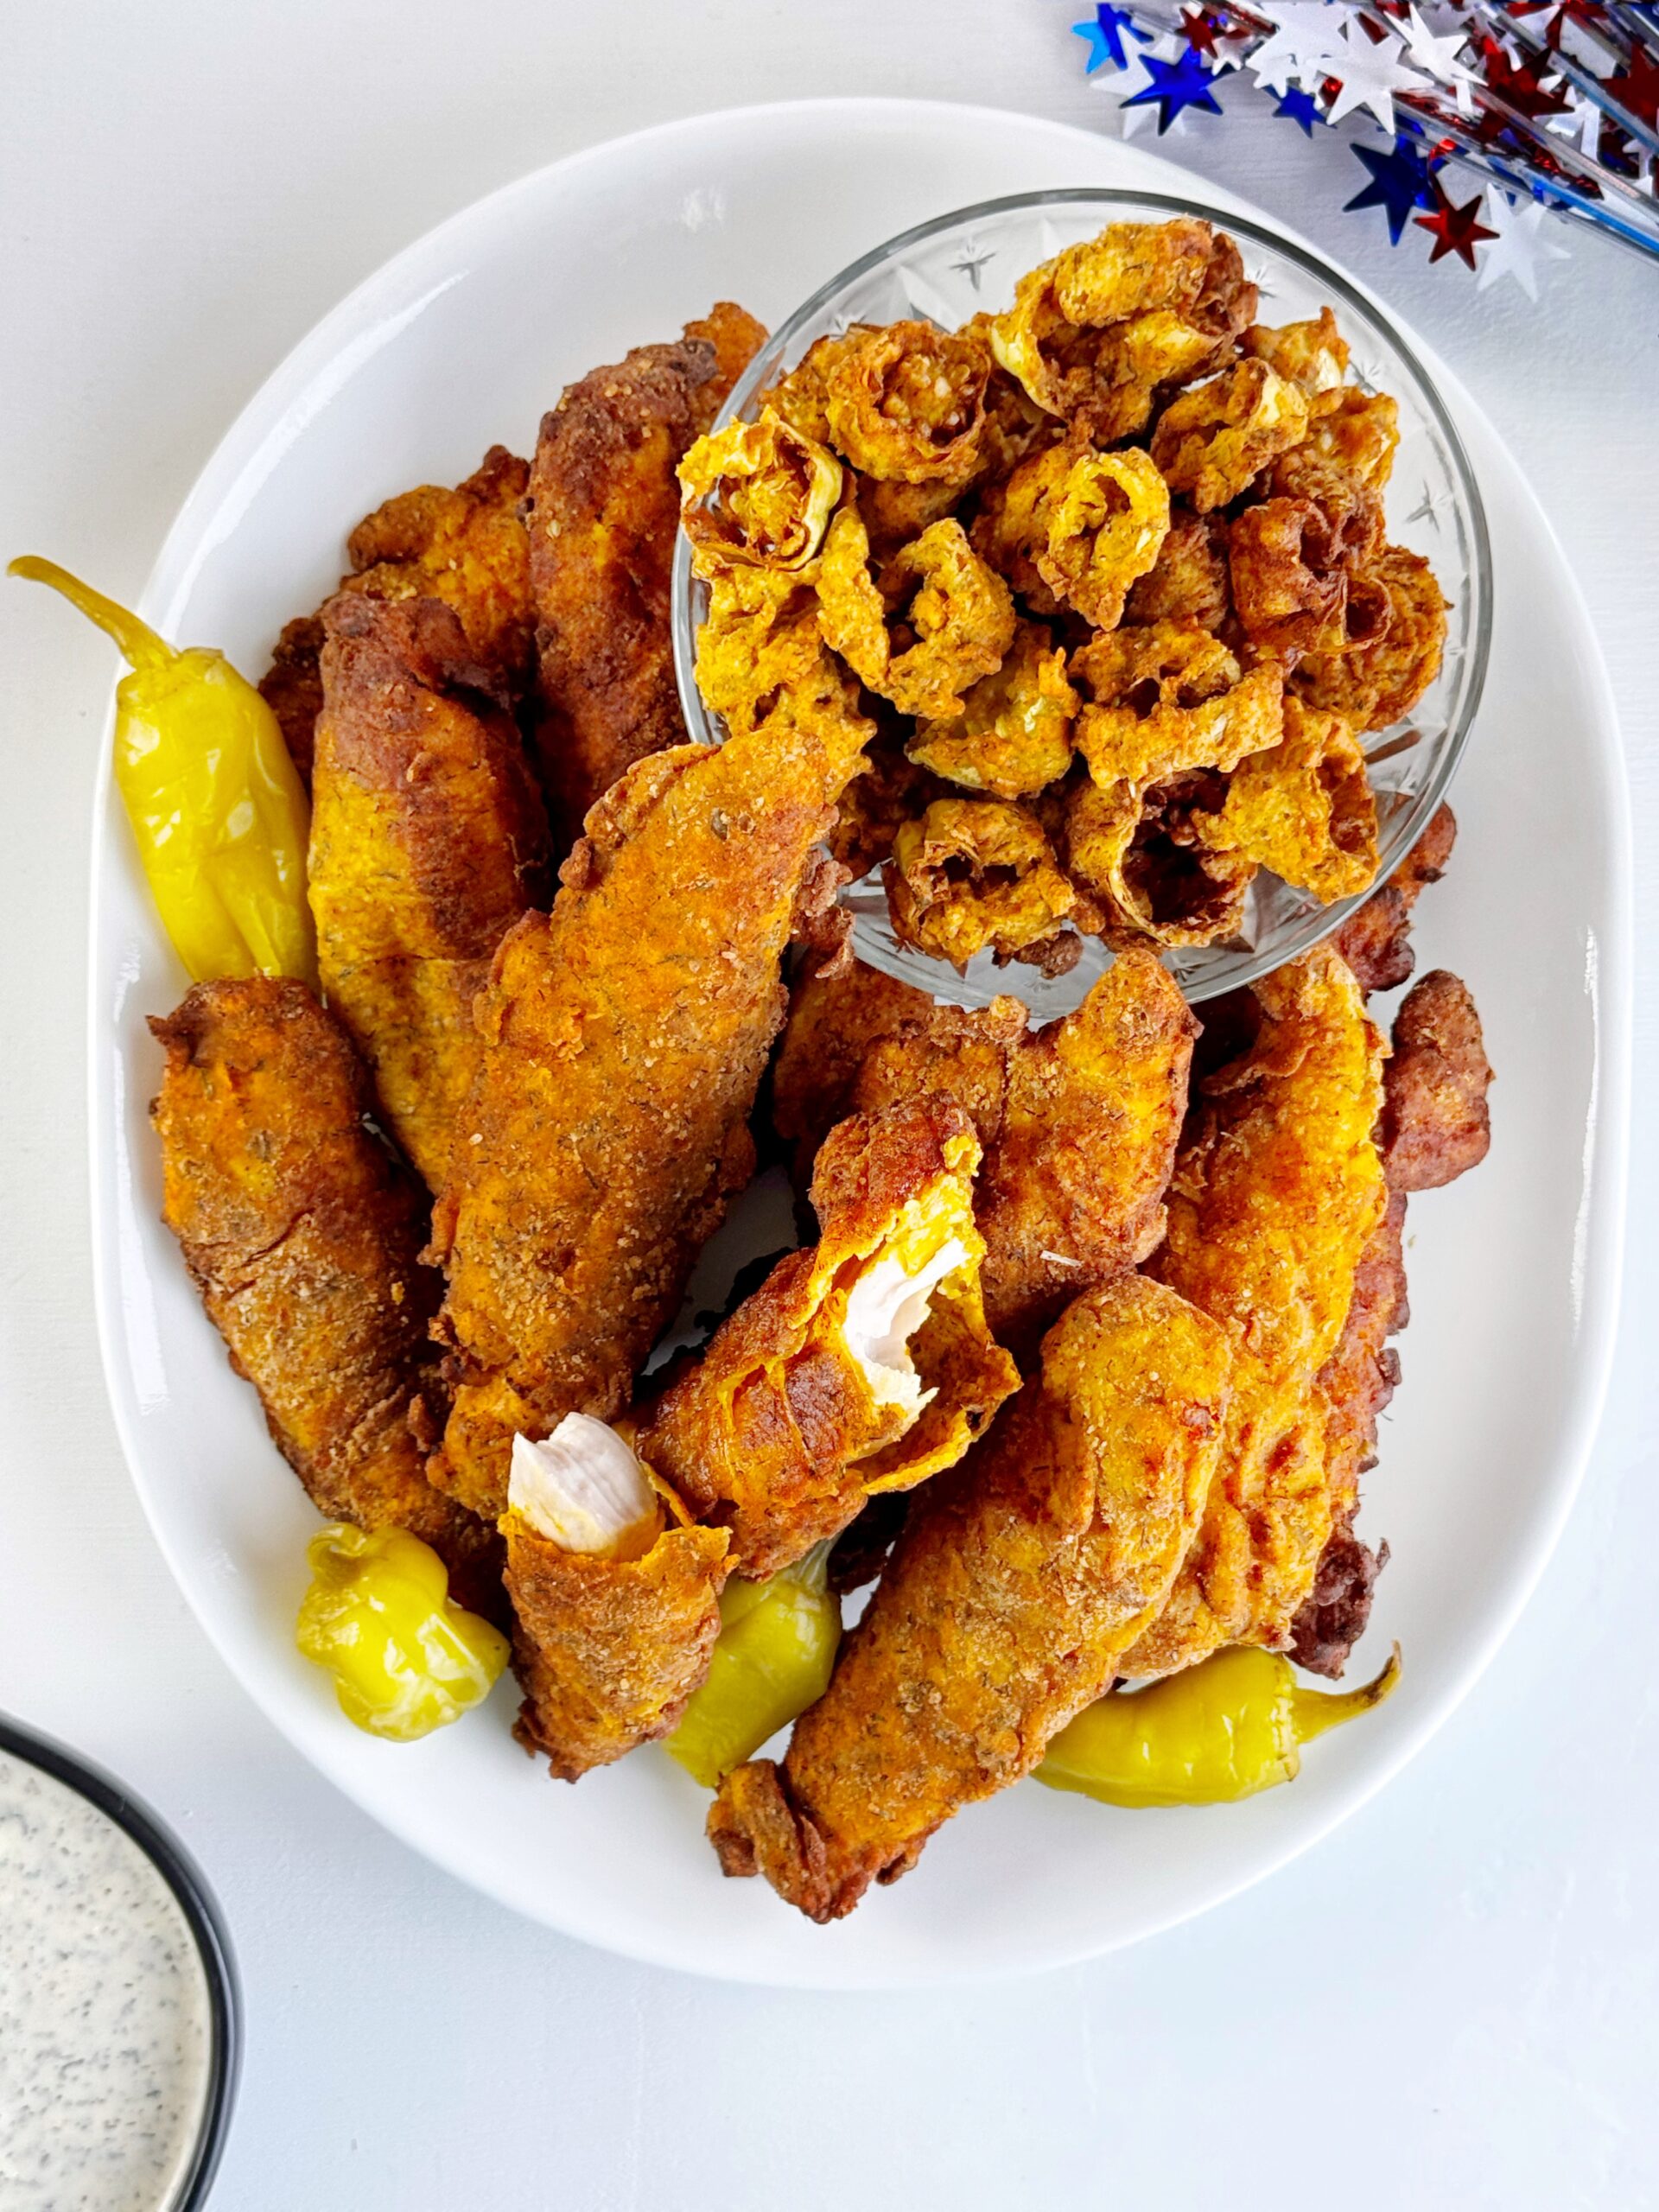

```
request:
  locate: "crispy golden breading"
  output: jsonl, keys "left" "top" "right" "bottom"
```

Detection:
{"left": 906, "top": 620, "right": 1078, "bottom": 800}
{"left": 828, "top": 725, "right": 950, "bottom": 880}
{"left": 1379, "top": 969, "right": 1493, "bottom": 1191}
{"left": 1284, "top": 386, "right": 1400, "bottom": 492}
{"left": 1124, "top": 510, "right": 1231, "bottom": 632}
{"left": 1065, "top": 772, "right": 1255, "bottom": 949}
{"left": 1331, "top": 801, "right": 1456, "bottom": 993}
{"left": 679, "top": 410, "right": 843, "bottom": 574}
{"left": 503, "top": 1513, "right": 731, "bottom": 1782}
{"left": 257, "top": 446, "right": 534, "bottom": 784}
{"left": 1201, "top": 694, "right": 1378, "bottom": 904}
{"left": 1071, "top": 624, "right": 1282, "bottom": 785}
{"left": 1293, "top": 545, "right": 1447, "bottom": 734}
{"left": 1151, "top": 362, "right": 1310, "bottom": 513}
{"left": 878, "top": 520, "right": 1019, "bottom": 721}
{"left": 975, "top": 444, "right": 1170, "bottom": 632}
{"left": 706, "top": 1276, "right": 1231, "bottom": 1919}
{"left": 1227, "top": 497, "right": 1352, "bottom": 660}
{"left": 1122, "top": 947, "right": 1387, "bottom": 1676}
{"left": 149, "top": 976, "right": 496, "bottom": 1605}
{"left": 887, "top": 798, "right": 1076, "bottom": 969}
{"left": 820, "top": 321, "right": 992, "bottom": 486}
{"left": 527, "top": 305, "right": 767, "bottom": 843}
{"left": 308, "top": 595, "right": 553, "bottom": 1192}
{"left": 693, "top": 565, "right": 826, "bottom": 740}
{"left": 636, "top": 1100, "right": 1019, "bottom": 1575}
{"left": 1241, "top": 309, "right": 1349, "bottom": 394}
{"left": 428, "top": 679, "right": 874, "bottom": 1520}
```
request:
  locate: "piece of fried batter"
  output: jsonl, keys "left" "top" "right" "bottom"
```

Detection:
{"left": 707, "top": 1275, "right": 1231, "bottom": 1919}
{"left": 258, "top": 445, "right": 534, "bottom": 785}
{"left": 428, "top": 676, "right": 874, "bottom": 1521}
{"left": 308, "top": 594, "right": 553, "bottom": 1192}
{"left": 149, "top": 976, "right": 495, "bottom": 1605}
{"left": 1122, "top": 945, "right": 1387, "bottom": 1677}
{"left": 635, "top": 1099, "right": 1019, "bottom": 1575}
{"left": 1331, "top": 802, "right": 1457, "bottom": 993}
{"left": 526, "top": 303, "right": 767, "bottom": 844}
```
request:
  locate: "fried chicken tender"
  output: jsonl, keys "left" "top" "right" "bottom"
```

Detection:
{"left": 257, "top": 445, "right": 534, "bottom": 785}
{"left": 308, "top": 594, "right": 553, "bottom": 1192}
{"left": 906, "top": 620, "right": 1078, "bottom": 800}
{"left": 149, "top": 976, "right": 495, "bottom": 1605}
{"left": 527, "top": 304, "right": 767, "bottom": 842}
{"left": 1293, "top": 545, "right": 1447, "bottom": 734}
{"left": 706, "top": 1275, "right": 1231, "bottom": 1919}
{"left": 1122, "top": 946, "right": 1387, "bottom": 1677}
{"left": 635, "top": 1099, "right": 1019, "bottom": 1575}
{"left": 887, "top": 797, "right": 1076, "bottom": 969}
{"left": 1331, "top": 801, "right": 1457, "bottom": 991}
{"left": 503, "top": 1510, "right": 730, "bottom": 1781}
{"left": 776, "top": 950, "right": 1196, "bottom": 1364}
{"left": 976, "top": 444, "right": 1171, "bottom": 632}
{"left": 1201, "top": 694, "right": 1379, "bottom": 904}
{"left": 428, "top": 677, "right": 874, "bottom": 1520}
{"left": 1151, "top": 362, "right": 1311, "bottom": 514}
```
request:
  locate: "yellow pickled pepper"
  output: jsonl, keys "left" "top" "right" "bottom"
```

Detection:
{"left": 1035, "top": 1643, "right": 1402, "bottom": 1809}
{"left": 10, "top": 556, "right": 316, "bottom": 986}
{"left": 666, "top": 1542, "right": 842, "bottom": 1789}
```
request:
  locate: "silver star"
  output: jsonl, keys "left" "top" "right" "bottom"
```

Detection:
{"left": 950, "top": 242, "right": 995, "bottom": 291}
{"left": 1245, "top": 260, "right": 1274, "bottom": 300}
{"left": 1405, "top": 480, "right": 1452, "bottom": 527}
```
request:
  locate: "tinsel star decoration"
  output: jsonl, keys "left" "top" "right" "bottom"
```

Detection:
{"left": 1122, "top": 42, "right": 1227, "bottom": 128}
{"left": 1072, "top": 3, "right": 1152, "bottom": 72}
{"left": 1415, "top": 178, "right": 1500, "bottom": 263}
{"left": 1346, "top": 132, "right": 1443, "bottom": 239}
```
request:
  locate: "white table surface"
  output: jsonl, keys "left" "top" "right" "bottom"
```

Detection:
{"left": 3, "top": 6, "right": 1655, "bottom": 2206}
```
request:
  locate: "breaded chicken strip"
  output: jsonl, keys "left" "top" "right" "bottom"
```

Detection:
{"left": 258, "top": 445, "right": 533, "bottom": 785}
{"left": 1122, "top": 946, "right": 1387, "bottom": 1678}
{"left": 308, "top": 595, "right": 553, "bottom": 1192}
{"left": 149, "top": 977, "right": 496, "bottom": 1607}
{"left": 427, "top": 669, "right": 873, "bottom": 1520}
{"left": 526, "top": 303, "right": 767, "bottom": 844}
{"left": 636, "top": 1099, "right": 1019, "bottom": 1574}
{"left": 708, "top": 1276, "right": 1230, "bottom": 1919}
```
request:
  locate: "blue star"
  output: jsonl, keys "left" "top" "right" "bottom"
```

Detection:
{"left": 1122, "top": 47, "right": 1224, "bottom": 130}
{"left": 1072, "top": 4, "right": 1150, "bottom": 74}
{"left": 1274, "top": 86, "right": 1324, "bottom": 136}
{"left": 1344, "top": 137, "right": 1440, "bottom": 245}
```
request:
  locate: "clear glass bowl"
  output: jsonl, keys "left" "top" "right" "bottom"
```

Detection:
{"left": 671, "top": 188, "right": 1491, "bottom": 1012}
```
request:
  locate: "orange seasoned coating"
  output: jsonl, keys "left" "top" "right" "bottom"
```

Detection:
{"left": 1201, "top": 694, "right": 1379, "bottom": 903}
{"left": 820, "top": 320, "right": 992, "bottom": 486}
{"left": 1064, "top": 772, "right": 1255, "bottom": 949}
{"left": 975, "top": 443, "right": 1170, "bottom": 631}
{"left": 1124, "top": 510, "right": 1231, "bottom": 632}
{"left": 428, "top": 678, "right": 874, "bottom": 1520}
{"left": 706, "top": 1276, "right": 1231, "bottom": 1919}
{"left": 1241, "top": 308, "right": 1349, "bottom": 394}
{"left": 814, "top": 503, "right": 893, "bottom": 691}
{"left": 503, "top": 1514, "right": 731, "bottom": 1781}
{"left": 1293, "top": 545, "right": 1447, "bottom": 733}
{"left": 887, "top": 797, "right": 1076, "bottom": 969}
{"left": 308, "top": 594, "right": 553, "bottom": 1192}
{"left": 1151, "top": 362, "right": 1310, "bottom": 513}
{"left": 1283, "top": 386, "right": 1401, "bottom": 493}
{"left": 906, "top": 620, "right": 1078, "bottom": 799}
{"left": 1332, "top": 801, "right": 1457, "bottom": 993}
{"left": 1227, "top": 497, "right": 1353, "bottom": 660}
{"left": 828, "top": 724, "right": 950, "bottom": 880}
{"left": 149, "top": 976, "right": 496, "bottom": 1605}
{"left": 1379, "top": 969, "right": 1493, "bottom": 1192}
{"left": 693, "top": 564, "right": 825, "bottom": 738}
{"left": 884, "top": 520, "right": 1019, "bottom": 719}
{"left": 679, "top": 409, "right": 843, "bottom": 574}
{"left": 635, "top": 1100, "right": 1019, "bottom": 1576}
{"left": 1122, "top": 946, "right": 1387, "bottom": 1677}
{"left": 528, "top": 306, "right": 766, "bottom": 844}
{"left": 257, "top": 445, "right": 534, "bottom": 783}
{"left": 1072, "top": 624, "right": 1283, "bottom": 786}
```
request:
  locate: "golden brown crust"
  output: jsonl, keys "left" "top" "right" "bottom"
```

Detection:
{"left": 428, "top": 685, "right": 872, "bottom": 1521}
{"left": 149, "top": 976, "right": 497, "bottom": 1606}
{"left": 526, "top": 306, "right": 767, "bottom": 844}
{"left": 709, "top": 1277, "right": 1231, "bottom": 1918}
{"left": 634, "top": 1099, "right": 1019, "bottom": 1574}
{"left": 504, "top": 1515, "right": 730, "bottom": 1780}
{"left": 1331, "top": 802, "right": 1457, "bottom": 994}
{"left": 309, "top": 594, "right": 552, "bottom": 1192}
{"left": 1380, "top": 969, "right": 1493, "bottom": 1192}
{"left": 258, "top": 616, "right": 326, "bottom": 789}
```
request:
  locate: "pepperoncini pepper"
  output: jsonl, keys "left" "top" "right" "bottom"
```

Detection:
{"left": 10, "top": 556, "right": 316, "bottom": 985}
{"left": 296, "top": 1523, "right": 509, "bottom": 1741}
{"left": 666, "top": 1543, "right": 842, "bottom": 1789}
{"left": 1035, "top": 1643, "right": 1402, "bottom": 1808}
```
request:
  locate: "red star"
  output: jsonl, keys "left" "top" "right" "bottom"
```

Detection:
{"left": 1414, "top": 187, "right": 1498, "bottom": 268}
{"left": 1478, "top": 37, "right": 1570, "bottom": 117}
{"left": 1179, "top": 9, "right": 1225, "bottom": 58}
{"left": 1608, "top": 41, "right": 1659, "bottom": 128}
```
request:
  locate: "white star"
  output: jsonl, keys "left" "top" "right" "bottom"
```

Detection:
{"left": 1323, "top": 19, "right": 1430, "bottom": 132}
{"left": 1397, "top": 4, "right": 1477, "bottom": 112}
{"left": 1476, "top": 188, "right": 1569, "bottom": 301}
{"left": 1244, "top": 1, "right": 1356, "bottom": 98}
{"left": 1543, "top": 86, "right": 1605, "bottom": 160}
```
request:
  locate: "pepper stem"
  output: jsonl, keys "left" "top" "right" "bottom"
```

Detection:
{"left": 1289, "top": 1643, "right": 1402, "bottom": 1748}
{"left": 9, "top": 555, "right": 175, "bottom": 671}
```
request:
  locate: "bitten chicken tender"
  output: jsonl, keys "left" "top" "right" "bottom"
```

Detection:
{"left": 887, "top": 798, "right": 1076, "bottom": 969}
{"left": 976, "top": 445, "right": 1171, "bottom": 632}
{"left": 1293, "top": 545, "right": 1447, "bottom": 734}
{"left": 634, "top": 1099, "right": 1019, "bottom": 1575}
{"left": 308, "top": 594, "right": 553, "bottom": 1192}
{"left": 257, "top": 444, "right": 534, "bottom": 785}
{"left": 428, "top": 674, "right": 874, "bottom": 1520}
{"left": 1150, "top": 362, "right": 1310, "bottom": 514}
{"left": 706, "top": 1275, "right": 1232, "bottom": 1919}
{"left": 906, "top": 620, "right": 1078, "bottom": 800}
{"left": 1122, "top": 947, "right": 1387, "bottom": 1677}
{"left": 1202, "top": 694, "right": 1379, "bottom": 904}
{"left": 149, "top": 976, "right": 495, "bottom": 1605}
{"left": 527, "top": 304, "right": 766, "bottom": 843}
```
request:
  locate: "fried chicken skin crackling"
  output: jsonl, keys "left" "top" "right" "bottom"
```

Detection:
{"left": 708, "top": 1276, "right": 1231, "bottom": 1920}
{"left": 527, "top": 303, "right": 767, "bottom": 844}
{"left": 308, "top": 595, "right": 553, "bottom": 1192}
{"left": 636, "top": 1099, "right": 1019, "bottom": 1576}
{"left": 428, "top": 683, "right": 874, "bottom": 1521}
{"left": 149, "top": 976, "right": 494, "bottom": 1603}
{"left": 1122, "top": 946, "right": 1387, "bottom": 1678}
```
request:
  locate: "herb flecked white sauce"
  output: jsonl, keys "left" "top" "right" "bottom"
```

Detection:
{"left": 0, "top": 1752, "right": 212, "bottom": 2211}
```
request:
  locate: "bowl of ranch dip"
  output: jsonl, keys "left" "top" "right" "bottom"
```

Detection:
{"left": 0, "top": 1716, "right": 238, "bottom": 2211}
